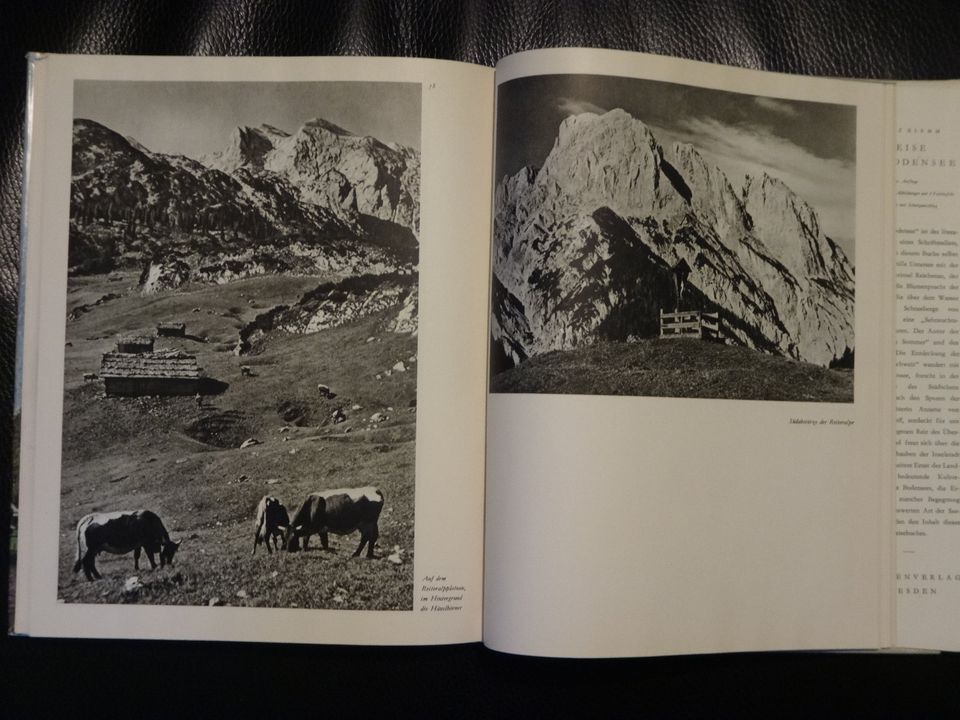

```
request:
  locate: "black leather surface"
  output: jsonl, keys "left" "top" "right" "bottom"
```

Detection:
{"left": 4, "top": 0, "right": 960, "bottom": 715}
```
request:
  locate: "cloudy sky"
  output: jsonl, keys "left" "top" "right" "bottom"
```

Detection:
{"left": 74, "top": 80, "right": 422, "bottom": 158}
{"left": 496, "top": 74, "right": 856, "bottom": 260}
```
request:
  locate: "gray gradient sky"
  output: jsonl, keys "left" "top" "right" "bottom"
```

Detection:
{"left": 496, "top": 74, "right": 856, "bottom": 260}
{"left": 74, "top": 80, "right": 422, "bottom": 157}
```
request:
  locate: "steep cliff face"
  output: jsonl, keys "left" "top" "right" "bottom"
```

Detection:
{"left": 202, "top": 124, "right": 290, "bottom": 173}
{"left": 205, "top": 117, "right": 420, "bottom": 233}
{"left": 492, "top": 108, "right": 855, "bottom": 368}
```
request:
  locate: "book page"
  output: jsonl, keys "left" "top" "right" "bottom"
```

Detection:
{"left": 894, "top": 82, "right": 960, "bottom": 651}
{"left": 483, "top": 48, "right": 894, "bottom": 657}
{"left": 14, "top": 54, "right": 493, "bottom": 645}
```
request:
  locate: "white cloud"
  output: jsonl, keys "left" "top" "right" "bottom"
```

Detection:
{"left": 753, "top": 96, "right": 799, "bottom": 117}
{"left": 556, "top": 97, "right": 608, "bottom": 117}
{"left": 652, "top": 117, "right": 855, "bottom": 260}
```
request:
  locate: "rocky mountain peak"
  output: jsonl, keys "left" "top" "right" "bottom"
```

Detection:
{"left": 193, "top": 115, "right": 421, "bottom": 234}
{"left": 492, "top": 106, "right": 856, "bottom": 369}
{"left": 301, "top": 117, "right": 355, "bottom": 136}
{"left": 72, "top": 119, "right": 151, "bottom": 175}
{"left": 534, "top": 109, "right": 684, "bottom": 221}
{"left": 206, "top": 125, "right": 277, "bottom": 172}
{"left": 257, "top": 123, "right": 290, "bottom": 138}
{"left": 554, "top": 109, "right": 659, "bottom": 158}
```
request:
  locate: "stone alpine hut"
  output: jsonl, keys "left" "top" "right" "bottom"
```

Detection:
{"left": 100, "top": 349, "right": 202, "bottom": 397}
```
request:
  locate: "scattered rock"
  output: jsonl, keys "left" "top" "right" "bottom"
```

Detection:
{"left": 236, "top": 589, "right": 248, "bottom": 599}
{"left": 386, "top": 406, "right": 394, "bottom": 412}
{"left": 279, "top": 426, "right": 290, "bottom": 433}
{"left": 240, "top": 365, "right": 254, "bottom": 377}
{"left": 369, "top": 412, "right": 387, "bottom": 423}
{"left": 175, "top": 458, "right": 188, "bottom": 464}
{"left": 387, "top": 546, "right": 405, "bottom": 565}
{"left": 208, "top": 597, "right": 223, "bottom": 607}
{"left": 384, "top": 369, "right": 392, "bottom": 377}
{"left": 408, "top": 355, "right": 417, "bottom": 363}
{"left": 289, "top": 448, "right": 298, "bottom": 455}
{"left": 392, "top": 361, "right": 406, "bottom": 373}
{"left": 189, "top": 533, "right": 200, "bottom": 540}
{"left": 82, "top": 372, "right": 98, "bottom": 381}
{"left": 266, "top": 478, "right": 280, "bottom": 485}
{"left": 351, "top": 404, "right": 362, "bottom": 411}
{"left": 239, "top": 438, "right": 260, "bottom": 449}
{"left": 237, "top": 474, "right": 248, "bottom": 482}
{"left": 344, "top": 427, "right": 352, "bottom": 434}
{"left": 122, "top": 576, "right": 143, "bottom": 597}
{"left": 366, "top": 337, "right": 376, "bottom": 343}
{"left": 283, "top": 437, "right": 289, "bottom": 443}
{"left": 375, "top": 374, "right": 382, "bottom": 380}
{"left": 192, "top": 307, "right": 201, "bottom": 313}
{"left": 331, "top": 408, "right": 346, "bottom": 424}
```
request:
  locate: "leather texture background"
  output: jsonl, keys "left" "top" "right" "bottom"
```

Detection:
{"left": 3, "top": 1, "right": 960, "bottom": 715}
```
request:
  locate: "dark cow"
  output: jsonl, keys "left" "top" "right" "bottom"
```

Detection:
{"left": 285, "top": 487, "right": 384, "bottom": 558}
{"left": 73, "top": 510, "right": 180, "bottom": 581}
{"left": 252, "top": 495, "right": 290, "bottom": 555}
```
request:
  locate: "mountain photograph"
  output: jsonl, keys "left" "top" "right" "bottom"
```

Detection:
{"left": 57, "top": 80, "right": 420, "bottom": 609}
{"left": 490, "top": 74, "right": 856, "bottom": 402}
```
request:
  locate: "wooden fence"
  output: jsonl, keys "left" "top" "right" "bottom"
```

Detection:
{"left": 659, "top": 310, "right": 722, "bottom": 341}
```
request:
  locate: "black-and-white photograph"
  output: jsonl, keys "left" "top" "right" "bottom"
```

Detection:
{"left": 58, "top": 80, "right": 420, "bottom": 609}
{"left": 490, "top": 74, "right": 856, "bottom": 402}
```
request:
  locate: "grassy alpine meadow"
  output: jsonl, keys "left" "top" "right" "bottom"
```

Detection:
{"left": 490, "top": 337, "right": 854, "bottom": 402}
{"left": 57, "top": 271, "right": 417, "bottom": 610}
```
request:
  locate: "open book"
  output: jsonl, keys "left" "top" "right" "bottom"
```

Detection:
{"left": 11, "top": 48, "right": 959, "bottom": 657}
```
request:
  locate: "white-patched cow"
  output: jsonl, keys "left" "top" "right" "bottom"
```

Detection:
{"left": 252, "top": 495, "right": 290, "bottom": 555}
{"left": 285, "top": 487, "right": 384, "bottom": 558}
{"left": 73, "top": 510, "right": 181, "bottom": 581}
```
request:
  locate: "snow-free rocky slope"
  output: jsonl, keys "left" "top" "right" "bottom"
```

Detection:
{"left": 492, "top": 108, "right": 854, "bottom": 368}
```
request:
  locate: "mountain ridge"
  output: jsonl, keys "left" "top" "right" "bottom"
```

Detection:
{"left": 492, "top": 107, "right": 855, "bottom": 368}
{"left": 68, "top": 116, "right": 420, "bottom": 291}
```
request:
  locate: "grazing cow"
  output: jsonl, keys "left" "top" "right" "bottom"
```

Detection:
{"left": 73, "top": 510, "right": 180, "bottom": 581}
{"left": 252, "top": 495, "right": 290, "bottom": 555}
{"left": 285, "top": 487, "right": 384, "bottom": 558}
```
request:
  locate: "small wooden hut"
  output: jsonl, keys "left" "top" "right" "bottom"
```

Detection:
{"left": 100, "top": 349, "right": 202, "bottom": 396}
